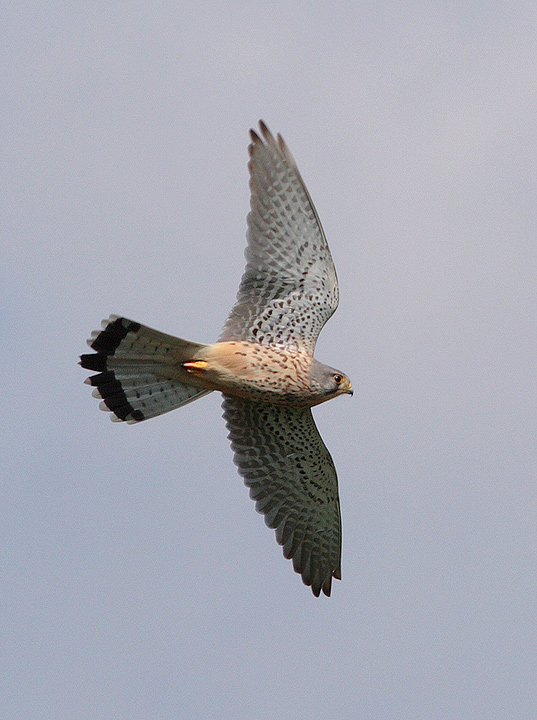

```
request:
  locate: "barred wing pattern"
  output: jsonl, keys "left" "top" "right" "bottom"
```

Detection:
{"left": 220, "top": 121, "right": 339, "bottom": 354}
{"left": 222, "top": 396, "right": 342, "bottom": 596}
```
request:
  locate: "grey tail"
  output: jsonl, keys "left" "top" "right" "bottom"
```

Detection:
{"left": 80, "top": 315, "right": 212, "bottom": 423}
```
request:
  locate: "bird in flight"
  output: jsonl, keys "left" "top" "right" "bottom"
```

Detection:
{"left": 80, "top": 121, "right": 352, "bottom": 596}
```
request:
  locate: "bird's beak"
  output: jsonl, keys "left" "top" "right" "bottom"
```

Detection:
{"left": 347, "top": 383, "right": 353, "bottom": 397}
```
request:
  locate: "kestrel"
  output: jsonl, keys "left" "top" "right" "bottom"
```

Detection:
{"left": 80, "top": 121, "right": 352, "bottom": 596}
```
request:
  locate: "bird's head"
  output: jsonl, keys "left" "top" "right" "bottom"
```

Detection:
{"left": 309, "top": 359, "right": 353, "bottom": 405}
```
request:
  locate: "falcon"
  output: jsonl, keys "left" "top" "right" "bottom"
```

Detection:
{"left": 80, "top": 121, "right": 352, "bottom": 596}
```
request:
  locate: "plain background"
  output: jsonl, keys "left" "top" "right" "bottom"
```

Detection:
{"left": 3, "top": 2, "right": 536, "bottom": 718}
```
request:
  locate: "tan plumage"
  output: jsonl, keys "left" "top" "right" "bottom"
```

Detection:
{"left": 80, "top": 122, "right": 352, "bottom": 596}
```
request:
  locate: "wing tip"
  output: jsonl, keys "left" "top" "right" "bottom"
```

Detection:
{"left": 248, "top": 120, "right": 299, "bottom": 180}
{"left": 310, "top": 567, "right": 341, "bottom": 597}
{"left": 248, "top": 120, "right": 279, "bottom": 154}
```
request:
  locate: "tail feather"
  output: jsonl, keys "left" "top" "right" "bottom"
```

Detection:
{"left": 80, "top": 315, "right": 212, "bottom": 423}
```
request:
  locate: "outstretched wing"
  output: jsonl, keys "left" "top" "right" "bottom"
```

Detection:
{"left": 220, "top": 121, "right": 339, "bottom": 355}
{"left": 222, "top": 396, "right": 342, "bottom": 597}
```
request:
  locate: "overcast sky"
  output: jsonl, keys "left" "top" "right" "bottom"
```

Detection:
{"left": 3, "top": 2, "right": 537, "bottom": 718}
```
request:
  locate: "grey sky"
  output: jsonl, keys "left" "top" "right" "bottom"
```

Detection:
{"left": 3, "top": 2, "right": 537, "bottom": 718}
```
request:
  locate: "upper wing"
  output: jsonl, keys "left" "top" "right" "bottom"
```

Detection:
{"left": 220, "top": 121, "right": 339, "bottom": 355}
{"left": 222, "top": 396, "right": 342, "bottom": 597}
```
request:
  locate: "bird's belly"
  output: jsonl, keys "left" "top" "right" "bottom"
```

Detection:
{"left": 185, "top": 341, "right": 315, "bottom": 406}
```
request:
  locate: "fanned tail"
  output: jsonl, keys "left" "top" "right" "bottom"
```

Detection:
{"left": 80, "top": 315, "right": 211, "bottom": 423}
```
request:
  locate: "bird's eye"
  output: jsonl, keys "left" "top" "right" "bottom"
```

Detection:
{"left": 333, "top": 374, "right": 343, "bottom": 384}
